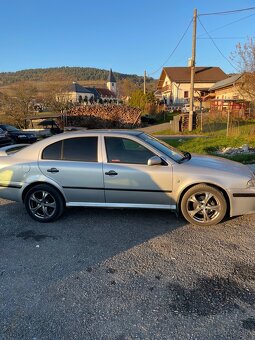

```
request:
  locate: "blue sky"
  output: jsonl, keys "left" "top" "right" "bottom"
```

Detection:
{"left": 0, "top": 0, "right": 255, "bottom": 78}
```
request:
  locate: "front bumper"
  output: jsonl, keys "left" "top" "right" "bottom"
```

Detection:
{"left": 229, "top": 188, "right": 255, "bottom": 217}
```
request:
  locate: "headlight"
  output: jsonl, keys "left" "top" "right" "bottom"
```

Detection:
{"left": 247, "top": 178, "right": 255, "bottom": 187}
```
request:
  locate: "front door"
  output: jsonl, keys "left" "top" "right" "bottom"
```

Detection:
{"left": 103, "top": 137, "right": 174, "bottom": 207}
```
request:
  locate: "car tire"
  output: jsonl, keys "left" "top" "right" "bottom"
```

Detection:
{"left": 24, "top": 184, "right": 65, "bottom": 222}
{"left": 181, "top": 184, "right": 227, "bottom": 226}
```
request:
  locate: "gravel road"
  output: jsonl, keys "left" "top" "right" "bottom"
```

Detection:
{"left": 0, "top": 199, "right": 255, "bottom": 340}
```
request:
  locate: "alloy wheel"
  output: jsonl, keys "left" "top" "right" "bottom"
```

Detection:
{"left": 28, "top": 190, "right": 57, "bottom": 220}
{"left": 186, "top": 191, "right": 221, "bottom": 223}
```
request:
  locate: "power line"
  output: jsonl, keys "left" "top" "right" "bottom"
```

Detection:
{"left": 199, "top": 6, "right": 255, "bottom": 16}
{"left": 148, "top": 7, "right": 254, "bottom": 77}
{"left": 198, "top": 17, "right": 239, "bottom": 72}
{"left": 197, "top": 12, "right": 255, "bottom": 38}
{"left": 198, "top": 37, "right": 246, "bottom": 40}
{"left": 148, "top": 18, "right": 193, "bottom": 76}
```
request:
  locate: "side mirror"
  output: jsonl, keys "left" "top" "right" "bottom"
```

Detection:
{"left": 147, "top": 156, "right": 162, "bottom": 166}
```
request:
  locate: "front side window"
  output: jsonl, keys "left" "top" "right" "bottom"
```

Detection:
{"left": 42, "top": 137, "right": 98, "bottom": 162}
{"left": 139, "top": 133, "right": 184, "bottom": 162}
{"left": 105, "top": 137, "right": 154, "bottom": 164}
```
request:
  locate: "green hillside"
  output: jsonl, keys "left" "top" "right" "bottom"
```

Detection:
{"left": 0, "top": 67, "right": 154, "bottom": 86}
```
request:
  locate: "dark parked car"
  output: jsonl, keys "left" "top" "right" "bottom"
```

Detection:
{"left": 0, "top": 143, "right": 29, "bottom": 156}
{"left": 0, "top": 124, "right": 37, "bottom": 144}
{"left": 0, "top": 127, "right": 13, "bottom": 147}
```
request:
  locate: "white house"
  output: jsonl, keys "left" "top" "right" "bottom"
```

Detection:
{"left": 157, "top": 66, "right": 227, "bottom": 105}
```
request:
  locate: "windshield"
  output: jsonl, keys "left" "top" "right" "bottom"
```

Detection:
{"left": 139, "top": 133, "right": 185, "bottom": 162}
{"left": 2, "top": 125, "right": 20, "bottom": 132}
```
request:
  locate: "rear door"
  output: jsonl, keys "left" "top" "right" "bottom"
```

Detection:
{"left": 38, "top": 136, "right": 105, "bottom": 203}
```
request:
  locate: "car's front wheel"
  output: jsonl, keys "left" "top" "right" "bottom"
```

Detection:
{"left": 181, "top": 184, "right": 227, "bottom": 226}
{"left": 24, "top": 184, "right": 64, "bottom": 222}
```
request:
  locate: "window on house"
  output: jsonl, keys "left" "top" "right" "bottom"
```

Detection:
{"left": 184, "top": 91, "right": 189, "bottom": 98}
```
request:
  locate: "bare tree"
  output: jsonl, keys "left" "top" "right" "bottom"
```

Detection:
{"left": 0, "top": 83, "right": 37, "bottom": 127}
{"left": 118, "top": 79, "right": 139, "bottom": 97}
{"left": 41, "top": 83, "right": 71, "bottom": 114}
{"left": 231, "top": 37, "right": 255, "bottom": 103}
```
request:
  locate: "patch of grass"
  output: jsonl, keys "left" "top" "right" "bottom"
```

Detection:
{"left": 219, "top": 153, "right": 255, "bottom": 164}
{"left": 162, "top": 136, "right": 255, "bottom": 163}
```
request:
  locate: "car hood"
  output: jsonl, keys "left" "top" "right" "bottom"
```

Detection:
{"left": 182, "top": 154, "right": 253, "bottom": 177}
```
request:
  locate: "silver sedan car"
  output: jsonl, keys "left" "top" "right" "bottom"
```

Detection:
{"left": 0, "top": 130, "right": 255, "bottom": 226}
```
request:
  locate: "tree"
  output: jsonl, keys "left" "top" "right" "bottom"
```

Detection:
{"left": 0, "top": 83, "right": 38, "bottom": 127}
{"left": 231, "top": 37, "right": 255, "bottom": 103}
{"left": 118, "top": 79, "right": 138, "bottom": 97}
{"left": 129, "top": 90, "right": 156, "bottom": 113}
{"left": 41, "top": 83, "right": 72, "bottom": 114}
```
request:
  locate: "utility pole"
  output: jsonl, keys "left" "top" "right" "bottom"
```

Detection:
{"left": 188, "top": 8, "right": 197, "bottom": 131}
{"left": 144, "top": 70, "right": 147, "bottom": 94}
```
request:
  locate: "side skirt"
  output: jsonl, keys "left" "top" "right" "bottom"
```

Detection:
{"left": 66, "top": 202, "right": 176, "bottom": 210}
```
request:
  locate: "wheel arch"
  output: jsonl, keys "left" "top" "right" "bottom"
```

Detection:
{"left": 22, "top": 181, "right": 66, "bottom": 206}
{"left": 177, "top": 182, "right": 231, "bottom": 216}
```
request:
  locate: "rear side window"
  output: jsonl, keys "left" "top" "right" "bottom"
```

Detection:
{"left": 62, "top": 137, "right": 97, "bottom": 162}
{"left": 42, "top": 141, "right": 62, "bottom": 160}
{"left": 42, "top": 137, "right": 98, "bottom": 162}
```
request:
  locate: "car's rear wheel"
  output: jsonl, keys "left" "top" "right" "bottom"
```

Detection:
{"left": 24, "top": 184, "right": 64, "bottom": 222}
{"left": 181, "top": 184, "right": 227, "bottom": 226}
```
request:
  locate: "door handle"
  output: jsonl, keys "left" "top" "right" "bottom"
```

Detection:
{"left": 47, "top": 168, "right": 59, "bottom": 173}
{"left": 105, "top": 170, "right": 118, "bottom": 176}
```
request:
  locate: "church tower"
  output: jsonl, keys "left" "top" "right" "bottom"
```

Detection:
{"left": 107, "top": 69, "right": 117, "bottom": 95}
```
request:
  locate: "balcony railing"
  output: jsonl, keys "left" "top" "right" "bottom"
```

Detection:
{"left": 161, "top": 85, "right": 171, "bottom": 92}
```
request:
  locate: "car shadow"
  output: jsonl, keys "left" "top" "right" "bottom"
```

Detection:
{"left": 0, "top": 201, "right": 186, "bottom": 282}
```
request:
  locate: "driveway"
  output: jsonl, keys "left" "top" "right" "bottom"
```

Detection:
{"left": 0, "top": 199, "right": 255, "bottom": 339}
{"left": 139, "top": 122, "right": 172, "bottom": 134}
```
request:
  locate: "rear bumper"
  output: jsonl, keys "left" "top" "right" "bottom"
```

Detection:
{"left": 0, "top": 185, "right": 22, "bottom": 202}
